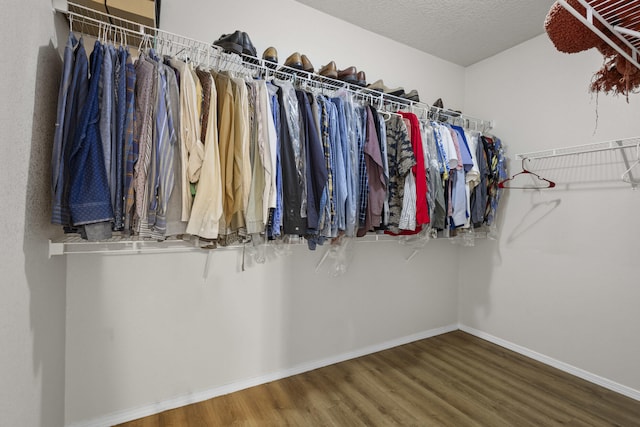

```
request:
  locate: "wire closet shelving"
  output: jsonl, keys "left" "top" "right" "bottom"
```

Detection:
{"left": 49, "top": 2, "right": 497, "bottom": 257}
{"left": 557, "top": 0, "right": 640, "bottom": 71}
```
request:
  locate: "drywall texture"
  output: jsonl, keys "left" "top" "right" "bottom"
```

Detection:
{"left": 63, "top": 0, "right": 463, "bottom": 424}
{"left": 0, "top": 1, "right": 67, "bottom": 426}
{"left": 462, "top": 34, "right": 640, "bottom": 392}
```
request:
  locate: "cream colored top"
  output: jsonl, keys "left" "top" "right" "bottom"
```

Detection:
{"left": 186, "top": 71, "right": 223, "bottom": 238}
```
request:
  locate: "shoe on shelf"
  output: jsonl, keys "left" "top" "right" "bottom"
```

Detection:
{"left": 301, "top": 54, "right": 314, "bottom": 73}
{"left": 213, "top": 30, "right": 244, "bottom": 55}
{"left": 284, "top": 52, "right": 303, "bottom": 70}
{"left": 262, "top": 46, "right": 278, "bottom": 66}
{"left": 319, "top": 61, "right": 338, "bottom": 79}
{"left": 367, "top": 79, "right": 386, "bottom": 92}
{"left": 241, "top": 32, "right": 257, "bottom": 57}
{"left": 338, "top": 66, "right": 358, "bottom": 84}
{"left": 385, "top": 86, "right": 405, "bottom": 97}
{"left": 356, "top": 71, "right": 367, "bottom": 87}
{"left": 367, "top": 79, "right": 403, "bottom": 95}
{"left": 402, "top": 89, "right": 420, "bottom": 102}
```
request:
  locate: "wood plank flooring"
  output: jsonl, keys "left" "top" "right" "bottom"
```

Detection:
{"left": 116, "top": 331, "right": 640, "bottom": 426}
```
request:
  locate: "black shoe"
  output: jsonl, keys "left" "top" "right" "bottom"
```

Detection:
{"left": 213, "top": 30, "right": 243, "bottom": 55}
{"left": 241, "top": 32, "right": 257, "bottom": 57}
{"left": 387, "top": 88, "right": 405, "bottom": 97}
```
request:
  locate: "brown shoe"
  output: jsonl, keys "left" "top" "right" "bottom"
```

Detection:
{"left": 356, "top": 71, "right": 366, "bottom": 87}
{"left": 301, "top": 54, "right": 314, "bottom": 73}
{"left": 284, "top": 52, "right": 303, "bottom": 70}
{"left": 319, "top": 61, "right": 338, "bottom": 79}
{"left": 262, "top": 47, "right": 278, "bottom": 64}
{"left": 338, "top": 66, "right": 358, "bottom": 84}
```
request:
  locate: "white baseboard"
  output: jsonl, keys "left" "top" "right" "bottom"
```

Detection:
{"left": 459, "top": 324, "right": 640, "bottom": 402}
{"left": 66, "top": 323, "right": 458, "bottom": 427}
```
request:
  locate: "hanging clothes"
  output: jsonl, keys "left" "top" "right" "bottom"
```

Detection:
{"left": 186, "top": 68, "right": 222, "bottom": 239}
{"left": 275, "top": 80, "right": 306, "bottom": 235}
{"left": 51, "top": 32, "right": 506, "bottom": 247}
{"left": 398, "top": 111, "right": 429, "bottom": 230}
{"left": 67, "top": 40, "right": 113, "bottom": 238}
{"left": 161, "top": 57, "right": 186, "bottom": 238}
{"left": 363, "top": 105, "right": 386, "bottom": 232}
{"left": 296, "top": 89, "right": 328, "bottom": 238}
{"left": 51, "top": 32, "right": 80, "bottom": 227}
{"left": 384, "top": 114, "right": 416, "bottom": 234}
{"left": 122, "top": 51, "right": 137, "bottom": 234}
{"left": 112, "top": 46, "right": 128, "bottom": 232}
{"left": 266, "top": 82, "right": 283, "bottom": 239}
{"left": 421, "top": 121, "right": 446, "bottom": 230}
{"left": 329, "top": 97, "right": 349, "bottom": 235}
{"left": 167, "top": 57, "right": 201, "bottom": 224}
{"left": 355, "top": 106, "right": 368, "bottom": 236}
{"left": 244, "top": 81, "right": 263, "bottom": 234}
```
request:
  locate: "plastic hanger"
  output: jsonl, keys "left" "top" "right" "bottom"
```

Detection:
{"left": 498, "top": 157, "right": 556, "bottom": 189}
{"left": 621, "top": 143, "right": 640, "bottom": 185}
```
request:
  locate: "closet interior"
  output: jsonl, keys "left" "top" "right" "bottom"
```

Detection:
{"left": 32, "top": 1, "right": 640, "bottom": 426}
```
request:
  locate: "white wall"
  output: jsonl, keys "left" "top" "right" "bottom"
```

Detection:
{"left": 160, "top": 0, "right": 466, "bottom": 111}
{"left": 66, "top": 242, "right": 458, "bottom": 424}
{"left": 64, "top": 1, "right": 464, "bottom": 425}
{"left": 462, "top": 35, "right": 640, "bottom": 392}
{"left": 0, "top": 1, "right": 67, "bottom": 426}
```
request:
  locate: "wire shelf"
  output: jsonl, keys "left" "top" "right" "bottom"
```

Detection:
{"left": 48, "top": 233, "right": 407, "bottom": 257}
{"left": 515, "top": 137, "right": 640, "bottom": 160}
{"left": 557, "top": 0, "right": 640, "bottom": 71}
{"left": 50, "top": 2, "right": 498, "bottom": 256}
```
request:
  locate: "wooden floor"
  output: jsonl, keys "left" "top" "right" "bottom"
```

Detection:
{"left": 117, "top": 331, "right": 640, "bottom": 426}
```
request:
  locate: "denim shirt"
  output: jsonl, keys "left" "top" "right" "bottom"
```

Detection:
{"left": 266, "top": 82, "right": 283, "bottom": 238}
{"left": 51, "top": 32, "right": 78, "bottom": 225}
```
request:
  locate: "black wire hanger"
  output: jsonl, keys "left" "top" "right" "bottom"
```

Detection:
{"left": 498, "top": 157, "right": 556, "bottom": 189}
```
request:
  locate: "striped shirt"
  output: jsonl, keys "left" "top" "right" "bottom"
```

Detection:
{"left": 356, "top": 106, "right": 369, "bottom": 227}
{"left": 150, "top": 63, "right": 177, "bottom": 239}
{"left": 122, "top": 57, "right": 137, "bottom": 233}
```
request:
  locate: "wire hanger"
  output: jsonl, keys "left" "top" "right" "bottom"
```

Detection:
{"left": 622, "top": 142, "right": 640, "bottom": 185}
{"left": 498, "top": 157, "right": 556, "bottom": 189}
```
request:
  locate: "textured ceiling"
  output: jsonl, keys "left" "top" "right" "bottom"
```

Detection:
{"left": 295, "top": 0, "right": 557, "bottom": 66}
